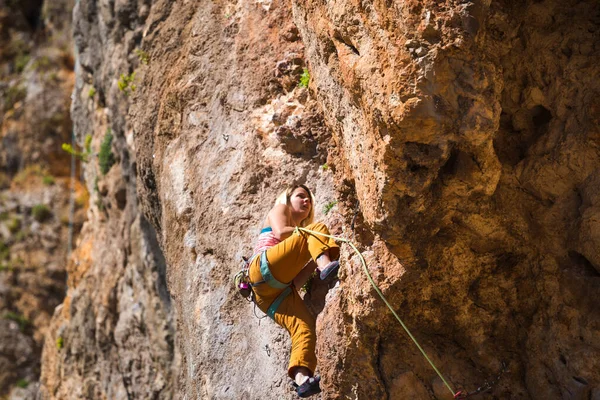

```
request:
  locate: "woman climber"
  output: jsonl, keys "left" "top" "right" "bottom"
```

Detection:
{"left": 248, "top": 184, "right": 340, "bottom": 398}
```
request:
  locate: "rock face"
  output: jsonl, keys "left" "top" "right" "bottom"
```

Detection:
{"left": 294, "top": 0, "right": 600, "bottom": 398}
{"left": 130, "top": 1, "right": 338, "bottom": 398}
{"left": 30, "top": 0, "right": 600, "bottom": 399}
{"left": 38, "top": 0, "right": 175, "bottom": 398}
{"left": 0, "top": 0, "right": 80, "bottom": 397}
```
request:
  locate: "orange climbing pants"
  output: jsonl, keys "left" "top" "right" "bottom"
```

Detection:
{"left": 249, "top": 222, "right": 340, "bottom": 378}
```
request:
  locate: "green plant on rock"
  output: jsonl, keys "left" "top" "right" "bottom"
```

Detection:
{"left": 84, "top": 134, "right": 92, "bottom": 153}
{"left": 56, "top": 336, "right": 64, "bottom": 350}
{"left": 3, "top": 311, "right": 30, "bottom": 332}
{"left": 0, "top": 241, "right": 9, "bottom": 260}
{"left": 321, "top": 163, "right": 329, "bottom": 171}
{"left": 118, "top": 72, "right": 136, "bottom": 95}
{"left": 95, "top": 199, "right": 105, "bottom": 212}
{"left": 31, "top": 56, "right": 52, "bottom": 72}
{"left": 16, "top": 379, "right": 29, "bottom": 389}
{"left": 14, "top": 230, "right": 27, "bottom": 242}
{"left": 32, "top": 204, "right": 52, "bottom": 222}
{"left": 301, "top": 270, "right": 318, "bottom": 293}
{"left": 322, "top": 200, "right": 338, "bottom": 215}
{"left": 62, "top": 134, "right": 93, "bottom": 162}
{"left": 14, "top": 53, "right": 30, "bottom": 73}
{"left": 134, "top": 49, "right": 150, "bottom": 65}
{"left": 298, "top": 68, "right": 310, "bottom": 88}
{"left": 47, "top": 71, "right": 59, "bottom": 83}
{"left": 99, "top": 129, "right": 115, "bottom": 175}
{"left": 88, "top": 87, "right": 96, "bottom": 98}
{"left": 61, "top": 143, "right": 88, "bottom": 162}
{"left": 4, "top": 85, "right": 26, "bottom": 111}
{"left": 43, "top": 175, "right": 55, "bottom": 185}
{"left": 7, "top": 217, "right": 21, "bottom": 234}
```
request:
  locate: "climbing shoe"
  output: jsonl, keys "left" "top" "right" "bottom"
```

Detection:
{"left": 296, "top": 376, "right": 321, "bottom": 398}
{"left": 319, "top": 260, "right": 339, "bottom": 280}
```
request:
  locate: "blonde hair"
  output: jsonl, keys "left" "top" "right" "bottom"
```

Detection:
{"left": 275, "top": 184, "right": 315, "bottom": 227}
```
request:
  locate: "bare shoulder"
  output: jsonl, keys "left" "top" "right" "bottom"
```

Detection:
{"left": 268, "top": 203, "right": 289, "bottom": 218}
{"left": 266, "top": 203, "right": 290, "bottom": 225}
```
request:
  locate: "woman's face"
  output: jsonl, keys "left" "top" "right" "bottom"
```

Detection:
{"left": 290, "top": 187, "right": 312, "bottom": 217}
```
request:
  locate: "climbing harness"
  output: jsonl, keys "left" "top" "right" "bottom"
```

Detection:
{"left": 234, "top": 251, "right": 293, "bottom": 320}
{"left": 257, "top": 251, "right": 290, "bottom": 289}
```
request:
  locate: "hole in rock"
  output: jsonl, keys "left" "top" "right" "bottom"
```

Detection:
{"left": 408, "top": 163, "right": 426, "bottom": 173}
{"left": 525, "top": 105, "right": 552, "bottom": 152}
{"left": 11, "top": 0, "right": 45, "bottom": 30}
{"left": 321, "top": 37, "right": 338, "bottom": 61}
{"left": 115, "top": 187, "right": 127, "bottom": 210}
{"left": 439, "top": 148, "right": 479, "bottom": 184}
{"left": 495, "top": 105, "right": 553, "bottom": 165}
{"left": 567, "top": 251, "right": 600, "bottom": 277}
{"left": 344, "top": 41, "right": 360, "bottom": 56}
{"left": 494, "top": 252, "right": 523, "bottom": 272}
{"left": 24, "top": 1, "right": 43, "bottom": 30}
{"left": 440, "top": 148, "right": 459, "bottom": 177}
{"left": 572, "top": 376, "right": 588, "bottom": 385}
{"left": 530, "top": 105, "right": 552, "bottom": 130}
{"left": 332, "top": 31, "right": 360, "bottom": 56}
{"left": 559, "top": 354, "right": 567, "bottom": 365}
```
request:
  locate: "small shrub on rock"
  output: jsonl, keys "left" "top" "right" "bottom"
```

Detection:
{"left": 7, "top": 217, "right": 21, "bottom": 233}
{"left": 322, "top": 200, "right": 338, "bottom": 215}
{"left": 32, "top": 204, "right": 52, "bottom": 222}
{"left": 3, "top": 312, "right": 30, "bottom": 332}
{"left": 99, "top": 129, "right": 115, "bottom": 175}
{"left": 134, "top": 49, "right": 150, "bottom": 65}
{"left": 16, "top": 379, "right": 29, "bottom": 389}
{"left": 118, "top": 72, "right": 136, "bottom": 95}
{"left": 298, "top": 68, "right": 310, "bottom": 88}
{"left": 0, "top": 241, "right": 9, "bottom": 260}
{"left": 43, "top": 175, "right": 55, "bottom": 185}
{"left": 4, "top": 85, "right": 26, "bottom": 111}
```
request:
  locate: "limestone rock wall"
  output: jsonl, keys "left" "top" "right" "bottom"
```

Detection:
{"left": 294, "top": 0, "right": 600, "bottom": 398}
{"left": 32, "top": 0, "right": 600, "bottom": 399}
{"left": 130, "top": 1, "right": 338, "bottom": 398}
{"left": 0, "top": 0, "right": 79, "bottom": 397}
{"left": 38, "top": 0, "right": 175, "bottom": 398}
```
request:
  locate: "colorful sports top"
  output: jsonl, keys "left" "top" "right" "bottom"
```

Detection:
{"left": 252, "top": 227, "right": 281, "bottom": 257}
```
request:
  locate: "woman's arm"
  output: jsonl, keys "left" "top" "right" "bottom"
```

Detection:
{"left": 268, "top": 204, "right": 296, "bottom": 240}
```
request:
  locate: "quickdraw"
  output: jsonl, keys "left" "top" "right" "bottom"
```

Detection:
{"left": 233, "top": 256, "right": 253, "bottom": 299}
{"left": 453, "top": 362, "right": 508, "bottom": 399}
